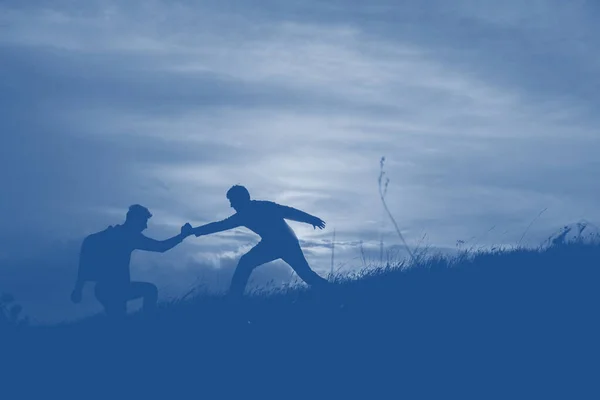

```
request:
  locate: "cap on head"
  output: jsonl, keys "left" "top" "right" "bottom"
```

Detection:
{"left": 126, "top": 204, "right": 152, "bottom": 221}
{"left": 226, "top": 185, "right": 251, "bottom": 202}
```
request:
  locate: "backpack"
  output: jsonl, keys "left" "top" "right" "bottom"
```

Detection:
{"left": 77, "top": 225, "right": 119, "bottom": 283}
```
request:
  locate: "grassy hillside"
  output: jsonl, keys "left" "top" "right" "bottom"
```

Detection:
{"left": 3, "top": 238, "right": 599, "bottom": 399}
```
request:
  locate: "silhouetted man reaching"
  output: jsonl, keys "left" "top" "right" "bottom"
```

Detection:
{"left": 191, "top": 185, "right": 329, "bottom": 298}
{"left": 71, "top": 204, "right": 194, "bottom": 319}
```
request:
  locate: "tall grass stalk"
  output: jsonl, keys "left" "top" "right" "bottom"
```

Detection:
{"left": 378, "top": 156, "right": 415, "bottom": 263}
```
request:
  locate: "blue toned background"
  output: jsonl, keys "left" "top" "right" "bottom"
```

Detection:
{"left": 1, "top": 0, "right": 599, "bottom": 323}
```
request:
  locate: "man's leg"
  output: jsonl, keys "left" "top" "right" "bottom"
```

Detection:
{"left": 281, "top": 243, "right": 329, "bottom": 288}
{"left": 95, "top": 283, "right": 127, "bottom": 320}
{"left": 229, "top": 242, "right": 279, "bottom": 298}
{"left": 127, "top": 281, "right": 159, "bottom": 314}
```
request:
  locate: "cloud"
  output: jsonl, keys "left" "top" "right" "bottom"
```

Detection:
{"left": 1, "top": 0, "right": 599, "bottom": 320}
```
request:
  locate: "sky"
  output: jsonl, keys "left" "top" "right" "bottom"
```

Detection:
{"left": 2, "top": 0, "right": 600, "bottom": 323}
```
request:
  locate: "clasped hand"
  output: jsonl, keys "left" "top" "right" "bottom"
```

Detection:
{"left": 181, "top": 222, "right": 194, "bottom": 237}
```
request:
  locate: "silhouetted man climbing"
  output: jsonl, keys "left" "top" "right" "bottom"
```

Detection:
{"left": 70, "top": 204, "right": 194, "bottom": 319}
{"left": 191, "top": 185, "right": 329, "bottom": 298}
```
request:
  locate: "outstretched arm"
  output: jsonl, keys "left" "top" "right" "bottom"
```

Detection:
{"left": 136, "top": 234, "right": 187, "bottom": 253}
{"left": 278, "top": 204, "right": 326, "bottom": 229}
{"left": 193, "top": 214, "right": 241, "bottom": 237}
{"left": 136, "top": 225, "right": 192, "bottom": 253}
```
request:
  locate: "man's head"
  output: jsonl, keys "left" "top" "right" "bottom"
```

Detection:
{"left": 226, "top": 185, "right": 251, "bottom": 211}
{"left": 125, "top": 204, "right": 152, "bottom": 232}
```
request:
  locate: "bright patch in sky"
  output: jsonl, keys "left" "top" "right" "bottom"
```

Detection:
{"left": 2, "top": 0, "right": 599, "bottom": 322}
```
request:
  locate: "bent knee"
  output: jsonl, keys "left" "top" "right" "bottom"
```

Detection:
{"left": 237, "top": 255, "right": 257, "bottom": 270}
{"left": 141, "top": 283, "right": 158, "bottom": 299}
{"left": 148, "top": 283, "right": 158, "bottom": 296}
